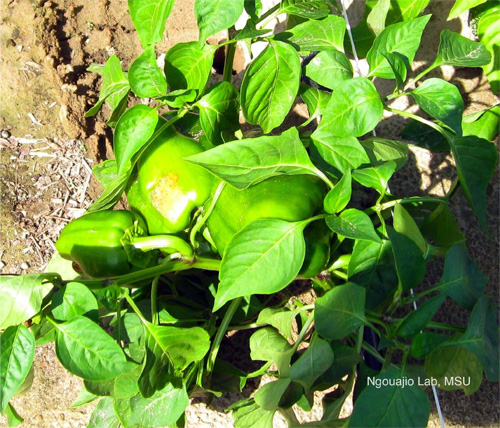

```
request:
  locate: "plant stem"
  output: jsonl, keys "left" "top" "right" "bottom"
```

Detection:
{"left": 403, "top": 64, "right": 438, "bottom": 91}
{"left": 425, "top": 321, "right": 465, "bottom": 333}
{"left": 356, "top": 326, "right": 364, "bottom": 354}
{"left": 364, "top": 196, "right": 448, "bottom": 215}
{"left": 223, "top": 31, "right": 237, "bottom": 83}
{"left": 116, "top": 298, "right": 122, "bottom": 344}
{"left": 151, "top": 275, "right": 160, "bottom": 325}
{"left": 360, "top": 341, "right": 385, "bottom": 364}
{"left": 246, "top": 361, "right": 273, "bottom": 378}
{"left": 227, "top": 322, "right": 261, "bottom": 331}
{"left": 190, "top": 181, "right": 226, "bottom": 249}
{"left": 131, "top": 235, "right": 193, "bottom": 258}
{"left": 291, "top": 311, "right": 315, "bottom": 354}
{"left": 122, "top": 291, "right": 149, "bottom": 325}
{"left": 206, "top": 297, "right": 244, "bottom": 378}
{"left": 385, "top": 106, "right": 447, "bottom": 137}
{"left": 313, "top": 167, "right": 335, "bottom": 189}
{"left": 256, "top": 3, "right": 281, "bottom": 29}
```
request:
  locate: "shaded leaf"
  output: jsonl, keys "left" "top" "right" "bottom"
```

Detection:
{"left": 51, "top": 282, "right": 98, "bottom": 322}
{"left": 359, "top": 137, "right": 408, "bottom": 170}
{"left": 250, "top": 327, "right": 294, "bottom": 375}
{"left": 256, "top": 307, "right": 303, "bottom": 341}
{"left": 410, "top": 332, "right": 449, "bottom": 359}
{"left": 381, "top": 51, "right": 409, "bottom": 88}
{"left": 421, "top": 204, "right": 465, "bottom": 250}
{"left": 397, "top": 294, "right": 446, "bottom": 338}
{"left": 255, "top": 378, "right": 292, "bottom": 411}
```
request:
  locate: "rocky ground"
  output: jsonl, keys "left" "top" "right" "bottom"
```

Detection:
{"left": 0, "top": 0, "right": 498, "bottom": 427}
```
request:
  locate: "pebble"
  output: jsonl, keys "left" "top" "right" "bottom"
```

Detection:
{"left": 1, "top": 130, "right": 11, "bottom": 138}
{"left": 20, "top": 262, "right": 29, "bottom": 270}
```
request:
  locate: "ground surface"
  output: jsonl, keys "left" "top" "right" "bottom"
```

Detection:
{"left": 0, "top": 0, "right": 499, "bottom": 427}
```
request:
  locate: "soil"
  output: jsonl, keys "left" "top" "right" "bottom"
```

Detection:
{"left": 0, "top": 0, "right": 499, "bottom": 427}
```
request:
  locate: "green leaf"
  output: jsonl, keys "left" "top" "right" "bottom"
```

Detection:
{"left": 256, "top": 307, "right": 303, "bottom": 341}
{"left": 425, "top": 347, "right": 483, "bottom": 395}
{"left": 463, "top": 104, "right": 500, "bottom": 141}
{"left": 114, "top": 383, "right": 188, "bottom": 428}
{"left": 386, "top": 0, "right": 431, "bottom": 25}
{"left": 304, "top": 51, "right": 353, "bottom": 90}
{"left": 476, "top": 6, "right": 500, "bottom": 93}
{"left": 367, "top": 0, "right": 390, "bottom": 36}
{"left": 410, "top": 332, "right": 449, "bottom": 359}
{"left": 348, "top": 239, "right": 398, "bottom": 310}
{"left": 316, "top": 78, "right": 383, "bottom": 137}
{"left": 51, "top": 282, "right": 99, "bottom": 322}
{"left": 315, "top": 283, "right": 367, "bottom": 340}
{"left": 255, "top": 378, "right": 292, "bottom": 411}
{"left": 412, "top": 78, "right": 464, "bottom": 135}
{"left": 448, "top": 0, "right": 486, "bottom": 20}
{"left": 448, "top": 135, "right": 497, "bottom": 231}
{"left": 128, "top": 48, "right": 167, "bottom": 98}
{"left": 186, "top": 128, "right": 318, "bottom": 189}
{"left": 214, "top": 219, "right": 306, "bottom": 310}
{"left": 250, "top": 327, "right": 294, "bottom": 375}
{"left": 367, "top": 15, "right": 431, "bottom": 79}
{"left": 290, "top": 336, "right": 334, "bottom": 390}
{"left": 387, "top": 226, "right": 426, "bottom": 291}
{"left": 87, "top": 397, "right": 120, "bottom": 428}
{"left": 128, "top": 0, "right": 174, "bottom": 49}
{"left": 0, "top": 326, "right": 35, "bottom": 413}
{"left": 438, "top": 244, "right": 487, "bottom": 310}
{"left": 71, "top": 384, "right": 98, "bottom": 408}
{"left": 443, "top": 296, "right": 499, "bottom": 381}
{"left": 232, "top": 401, "right": 274, "bottom": 428}
{"left": 299, "top": 84, "right": 331, "bottom": 122}
{"left": 276, "top": 15, "right": 346, "bottom": 53}
{"left": 421, "top": 204, "right": 465, "bottom": 249}
{"left": 244, "top": 0, "right": 263, "bottom": 20}
{"left": 349, "top": 367, "right": 430, "bottom": 427}
{"left": 114, "top": 105, "right": 158, "bottom": 174}
{"left": 326, "top": 209, "right": 382, "bottom": 243}
{"left": 53, "top": 316, "right": 131, "bottom": 381}
{"left": 279, "top": 0, "right": 331, "bottom": 19}
{"left": 397, "top": 294, "right": 446, "bottom": 338}
{"left": 381, "top": 51, "right": 409, "bottom": 88}
{"left": 320, "top": 343, "right": 361, "bottom": 386}
{"left": 324, "top": 170, "right": 351, "bottom": 214}
{"left": 393, "top": 203, "right": 427, "bottom": 254}
{"left": 359, "top": 137, "right": 408, "bottom": 170}
{"left": 400, "top": 120, "right": 450, "bottom": 152}
{"left": 194, "top": 0, "right": 244, "bottom": 45}
{"left": 164, "top": 41, "right": 216, "bottom": 94}
{"left": 311, "top": 134, "right": 369, "bottom": 174}
{"left": 196, "top": 81, "right": 240, "bottom": 145}
{"left": 158, "top": 89, "right": 197, "bottom": 108}
{"left": 433, "top": 29, "right": 491, "bottom": 68}
{"left": 241, "top": 40, "right": 301, "bottom": 133}
{"left": 85, "top": 56, "right": 129, "bottom": 118}
{"left": 138, "top": 323, "right": 210, "bottom": 397}
{"left": 0, "top": 274, "right": 58, "bottom": 329}
{"left": 5, "top": 403, "right": 23, "bottom": 427}
{"left": 352, "top": 161, "right": 397, "bottom": 194}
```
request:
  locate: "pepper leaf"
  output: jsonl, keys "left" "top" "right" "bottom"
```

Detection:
{"left": 326, "top": 210, "right": 382, "bottom": 243}
{"left": 214, "top": 219, "right": 307, "bottom": 311}
{"left": 304, "top": 50, "right": 353, "bottom": 90}
{"left": 51, "top": 282, "right": 99, "bottom": 322}
{"left": 315, "top": 78, "right": 383, "bottom": 137}
{"left": 196, "top": 81, "right": 240, "bottom": 146}
{"left": 128, "top": 0, "right": 174, "bottom": 49}
{"left": 275, "top": 14, "right": 346, "bottom": 53}
{"left": 128, "top": 48, "right": 167, "bottom": 98}
{"left": 164, "top": 42, "right": 216, "bottom": 94}
{"left": 53, "top": 316, "right": 132, "bottom": 381}
{"left": 299, "top": 84, "right": 331, "bottom": 122}
{"left": 87, "top": 397, "right": 120, "bottom": 428}
{"left": 412, "top": 78, "right": 464, "bottom": 135}
{"left": 315, "top": 283, "right": 367, "bottom": 340}
{"left": 241, "top": 40, "right": 301, "bottom": 133}
{"left": 249, "top": 327, "right": 294, "bottom": 376}
{"left": 0, "top": 274, "right": 59, "bottom": 329}
{"left": 448, "top": 0, "right": 486, "bottom": 20}
{"left": 194, "top": 0, "right": 244, "bottom": 45}
{"left": 114, "top": 104, "right": 158, "bottom": 174}
{"left": 324, "top": 170, "right": 352, "bottom": 214}
{"left": 279, "top": 0, "right": 331, "bottom": 19}
{"left": 185, "top": 127, "right": 319, "bottom": 189}
{"left": 311, "top": 135, "right": 370, "bottom": 174}
{"left": 433, "top": 29, "right": 491, "bottom": 68}
{"left": 254, "top": 378, "right": 292, "bottom": 411}
{"left": 367, "top": 15, "right": 431, "bottom": 79}
{"left": 352, "top": 161, "right": 397, "bottom": 194}
{"left": 396, "top": 293, "right": 447, "bottom": 338}
{"left": 0, "top": 326, "right": 35, "bottom": 414}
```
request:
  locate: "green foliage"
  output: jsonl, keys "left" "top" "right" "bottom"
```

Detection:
{"left": 1, "top": 2, "right": 498, "bottom": 427}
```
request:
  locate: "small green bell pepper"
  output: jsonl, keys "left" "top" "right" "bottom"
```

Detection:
{"left": 207, "top": 175, "right": 330, "bottom": 277}
{"left": 55, "top": 210, "right": 149, "bottom": 279}
{"left": 126, "top": 125, "right": 216, "bottom": 235}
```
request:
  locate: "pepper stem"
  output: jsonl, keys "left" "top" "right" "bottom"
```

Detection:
{"left": 130, "top": 235, "right": 194, "bottom": 258}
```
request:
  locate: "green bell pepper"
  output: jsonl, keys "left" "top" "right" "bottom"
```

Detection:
{"left": 126, "top": 125, "right": 216, "bottom": 235}
{"left": 207, "top": 175, "right": 330, "bottom": 277}
{"left": 55, "top": 210, "right": 149, "bottom": 279}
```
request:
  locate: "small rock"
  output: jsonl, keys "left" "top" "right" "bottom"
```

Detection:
{"left": 20, "top": 262, "right": 29, "bottom": 270}
{"left": 2, "top": 129, "right": 11, "bottom": 138}
{"left": 0, "top": 261, "right": 5, "bottom": 269}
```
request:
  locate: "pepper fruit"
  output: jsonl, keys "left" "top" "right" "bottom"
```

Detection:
{"left": 55, "top": 210, "right": 149, "bottom": 279}
{"left": 126, "top": 125, "right": 216, "bottom": 235}
{"left": 207, "top": 175, "right": 330, "bottom": 277}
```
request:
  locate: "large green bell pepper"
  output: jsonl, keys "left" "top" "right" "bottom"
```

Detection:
{"left": 55, "top": 210, "right": 148, "bottom": 279}
{"left": 207, "top": 175, "right": 330, "bottom": 277}
{"left": 126, "top": 125, "right": 216, "bottom": 235}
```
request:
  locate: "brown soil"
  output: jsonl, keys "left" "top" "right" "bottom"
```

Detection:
{"left": 0, "top": 0, "right": 499, "bottom": 427}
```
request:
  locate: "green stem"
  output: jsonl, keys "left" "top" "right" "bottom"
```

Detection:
{"left": 364, "top": 196, "right": 448, "bottom": 215}
{"left": 113, "top": 257, "right": 221, "bottom": 287}
{"left": 291, "top": 311, "right": 315, "bottom": 354}
{"left": 385, "top": 106, "right": 447, "bottom": 137}
{"left": 425, "top": 321, "right": 465, "bottom": 333}
{"left": 151, "top": 276, "right": 160, "bottom": 325}
{"left": 256, "top": 3, "right": 281, "bottom": 29}
{"left": 116, "top": 298, "right": 123, "bottom": 344}
{"left": 223, "top": 33, "right": 237, "bottom": 83}
{"left": 122, "top": 291, "right": 149, "bottom": 325}
{"left": 206, "top": 297, "right": 244, "bottom": 377}
{"left": 190, "top": 181, "right": 226, "bottom": 249}
{"left": 356, "top": 326, "right": 364, "bottom": 354}
{"left": 227, "top": 322, "right": 261, "bottom": 331}
{"left": 131, "top": 235, "right": 193, "bottom": 258}
{"left": 360, "top": 341, "right": 386, "bottom": 364}
{"left": 247, "top": 361, "right": 273, "bottom": 378}
{"left": 403, "top": 64, "right": 438, "bottom": 92}
{"left": 313, "top": 167, "right": 335, "bottom": 189}
{"left": 382, "top": 347, "right": 394, "bottom": 371}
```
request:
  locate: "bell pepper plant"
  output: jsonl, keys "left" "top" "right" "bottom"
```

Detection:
{"left": 1, "top": 1, "right": 498, "bottom": 427}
